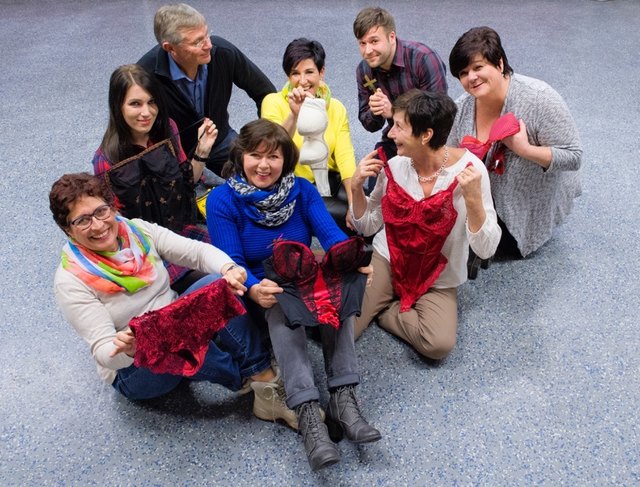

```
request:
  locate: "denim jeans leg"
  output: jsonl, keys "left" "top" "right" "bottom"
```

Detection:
{"left": 189, "top": 339, "right": 243, "bottom": 391}
{"left": 180, "top": 273, "right": 221, "bottom": 296}
{"left": 112, "top": 365, "right": 183, "bottom": 401}
{"left": 266, "top": 304, "right": 319, "bottom": 409}
{"left": 183, "top": 274, "right": 269, "bottom": 385}
{"left": 319, "top": 315, "right": 360, "bottom": 390}
{"left": 215, "top": 308, "right": 271, "bottom": 380}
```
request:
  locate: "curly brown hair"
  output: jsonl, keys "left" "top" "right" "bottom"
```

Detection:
{"left": 49, "top": 173, "right": 115, "bottom": 230}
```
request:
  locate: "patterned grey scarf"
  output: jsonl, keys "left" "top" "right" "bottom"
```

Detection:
{"left": 227, "top": 173, "right": 297, "bottom": 227}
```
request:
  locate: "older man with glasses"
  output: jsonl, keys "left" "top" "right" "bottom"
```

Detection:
{"left": 138, "top": 3, "right": 275, "bottom": 176}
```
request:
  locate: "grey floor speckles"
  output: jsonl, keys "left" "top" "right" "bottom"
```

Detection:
{"left": 1, "top": 0, "right": 639, "bottom": 485}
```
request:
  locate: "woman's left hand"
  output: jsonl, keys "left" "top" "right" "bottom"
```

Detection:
{"left": 502, "top": 119, "right": 552, "bottom": 168}
{"left": 110, "top": 329, "right": 136, "bottom": 358}
{"left": 222, "top": 266, "right": 248, "bottom": 296}
{"left": 456, "top": 165, "right": 483, "bottom": 203}
{"left": 457, "top": 165, "right": 487, "bottom": 233}
{"left": 502, "top": 119, "right": 530, "bottom": 158}
{"left": 195, "top": 118, "right": 218, "bottom": 158}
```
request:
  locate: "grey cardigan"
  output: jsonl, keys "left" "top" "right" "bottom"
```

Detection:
{"left": 448, "top": 74, "right": 582, "bottom": 256}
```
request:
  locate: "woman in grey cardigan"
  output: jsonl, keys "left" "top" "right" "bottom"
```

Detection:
{"left": 447, "top": 27, "right": 582, "bottom": 260}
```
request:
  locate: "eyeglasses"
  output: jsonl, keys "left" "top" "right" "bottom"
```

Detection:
{"left": 183, "top": 31, "right": 213, "bottom": 49}
{"left": 68, "top": 204, "right": 112, "bottom": 230}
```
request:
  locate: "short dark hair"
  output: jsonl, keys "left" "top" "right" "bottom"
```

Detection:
{"left": 223, "top": 119, "right": 299, "bottom": 182}
{"left": 353, "top": 7, "right": 395, "bottom": 39}
{"left": 49, "top": 173, "right": 115, "bottom": 230}
{"left": 449, "top": 26, "right": 513, "bottom": 79}
{"left": 282, "top": 38, "right": 325, "bottom": 76}
{"left": 392, "top": 89, "right": 457, "bottom": 149}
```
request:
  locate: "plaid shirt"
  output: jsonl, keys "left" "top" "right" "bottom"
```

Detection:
{"left": 356, "top": 38, "right": 448, "bottom": 146}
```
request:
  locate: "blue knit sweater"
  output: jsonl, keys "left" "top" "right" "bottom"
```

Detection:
{"left": 206, "top": 178, "right": 347, "bottom": 289}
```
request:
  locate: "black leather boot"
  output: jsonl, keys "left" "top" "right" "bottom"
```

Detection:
{"left": 296, "top": 401, "right": 340, "bottom": 471}
{"left": 326, "top": 385, "right": 382, "bottom": 444}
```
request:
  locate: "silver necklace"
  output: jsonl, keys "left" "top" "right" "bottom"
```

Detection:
{"left": 411, "top": 148, "right": 449, "bottom": 183}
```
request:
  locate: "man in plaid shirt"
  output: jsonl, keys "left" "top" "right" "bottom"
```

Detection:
{"left": 353, "top": 7, "right": 448, "bottom": 161}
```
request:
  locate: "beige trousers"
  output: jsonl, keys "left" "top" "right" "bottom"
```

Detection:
{"left": 355, "top": 251, "right": 458, "bottom": 360}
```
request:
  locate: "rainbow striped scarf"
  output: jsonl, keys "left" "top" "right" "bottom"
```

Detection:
{"left": 61, "top": 217, "right": 157, "bottom": 294}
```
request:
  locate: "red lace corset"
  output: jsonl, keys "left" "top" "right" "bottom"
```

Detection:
{"left": 381, "top": 164, "right": 459, "bottom": 311}
{"left": 266, "top": 237, "right": 371, "bottom": 328}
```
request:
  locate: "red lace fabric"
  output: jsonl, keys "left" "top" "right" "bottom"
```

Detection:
{"left": 267, "top": 237, "right": 371, "bottom": 329}
{"left": 381, "top": 165, "right": 460, "bottom": 312}
{"left": 459, "top": 112, "right": 519, "bottom": 174}
{"left": 130, "top": 279, "right": 245, "bottom": 376}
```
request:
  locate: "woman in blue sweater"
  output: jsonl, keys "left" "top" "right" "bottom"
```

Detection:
{"left": 206, "top": 119, "right": 380, "bottom": 471}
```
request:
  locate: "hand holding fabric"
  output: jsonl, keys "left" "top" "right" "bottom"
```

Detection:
{"left": 110, "top": 329, "right": 136, "bottom": 358}
{"left": 222, "top": 265, "right": 248, "bottom": 296}
{"left": 249, "top": 279, "right": 283, "bottom": 309}
{"left": 502, "top": 119, "right": 529, "bottom": 158}
{"left": 352, "top": 150, "right": 385, "bottom": 190}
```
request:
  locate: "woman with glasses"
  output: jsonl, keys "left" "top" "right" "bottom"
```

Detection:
{"left": 92, "top": 64, "right": 220, "bottom": 293}
{"left": 50, "top": 172, "right": 294, "bottom": 424}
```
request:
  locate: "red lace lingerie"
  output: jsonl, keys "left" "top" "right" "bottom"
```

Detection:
{"left": 129, "top": 279, "right": 245, "bottom": 376}
{"left": 459, "top": 112, "right": 519, "bottom": 174}
{"left": 381, "top": 164, "right": 460, "bottom": 312}
{"left": 263, "top": 237, "right": 372, "bottom": 329}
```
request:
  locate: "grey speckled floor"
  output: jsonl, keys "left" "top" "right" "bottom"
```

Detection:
{"left": 1, "top": 0, "right": 639, "bottom": 485}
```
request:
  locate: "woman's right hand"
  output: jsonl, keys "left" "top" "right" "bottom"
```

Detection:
{"left": 248, "top": 279, "right": 283, "bottom": 309}
{"left": 222, "top": 266, "right": 248, "bottom": 296}
{"left": 110, "top": 329, "right": 136, "bottom": 358}
{"left": 353, "top": 150, "right": 385, "bottom": 190}
{"left": 287, "top": 86, "right": 313, "bottom": 117}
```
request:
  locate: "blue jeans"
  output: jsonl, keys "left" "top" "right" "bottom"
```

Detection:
{"left": 112, "top": 274, "right": 270, "bottom": 401}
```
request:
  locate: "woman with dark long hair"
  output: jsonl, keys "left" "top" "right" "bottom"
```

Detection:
{"left": 92, "top": 64, "right": 219, "bottom": 292}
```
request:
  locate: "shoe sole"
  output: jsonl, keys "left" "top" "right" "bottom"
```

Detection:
{"left": 311, "top": 455, "right": 340, "bottom": 471}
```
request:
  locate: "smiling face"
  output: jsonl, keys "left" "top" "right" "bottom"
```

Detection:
{"left": 66, "top": 196, "right": 119, "bottom": 252}
{"left": 388, "top": 110, "right": 422, "bottom": 158}
{"left": 121, "top": 83, "right": 158, "bottom": 144}
{"left": 165, "top": 24, "right": 212, "bottom": 74}
{"left": 288, "top": 58, "right": 325, "bottom": 96}
{"left": 242, "top": 143, "right": 284, "bottom": 189}
{"left": 358, "top": 25, "right": 396, "bottom": 70}
{"left": 458, "top": 54, "right": 506, "bottom": 99}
